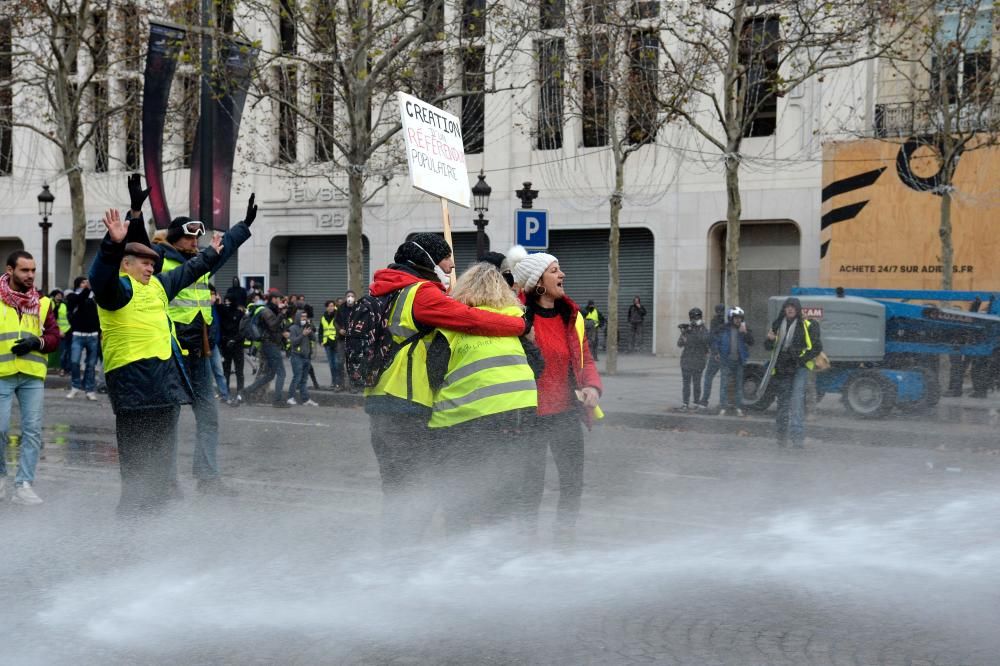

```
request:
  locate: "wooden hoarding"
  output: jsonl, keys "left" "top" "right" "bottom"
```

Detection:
{"left": 821, "top": 139, "right": 1000, "bottom": 290}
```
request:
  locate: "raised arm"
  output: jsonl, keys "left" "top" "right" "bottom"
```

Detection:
{"left": 156, "top": 235, "right": 222, "bottom": 301}
{"left": 89, "top": 209, "right": 134, "bottom": 311}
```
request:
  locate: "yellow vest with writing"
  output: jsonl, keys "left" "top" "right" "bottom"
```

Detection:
{"left": 0, "top": 297, "right": 51, "bottom": 379}
{"left": 365, "top": 282, "right": 433, "bottom": 407}
{"left": 429, "top": 305, "right": 537, "bottom": 428}
{"left": 161, "top": 256, "right": 213, "bottom": 326}
{"left": 98, "top": 273, "right": 177, "bottom": 373}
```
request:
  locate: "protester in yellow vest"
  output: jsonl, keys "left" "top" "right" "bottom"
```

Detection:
{"left": 0, "top": 250, "right": 61, "bottom": 505}
{"left": 425, "top": 262, "right": 544, "bottom": 534}
{"left": 765, "top": 297, "right": 823, "bottom": 449}
{"left": 89, "top": 202, "right": 230, "bottom": 516}
{"left": 150, "top": 177, "right": 255, "bottom": 496}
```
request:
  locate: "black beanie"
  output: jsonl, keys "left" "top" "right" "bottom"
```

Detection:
{"left": 395, "top": 233, "right": 452, "bottom": 269}
{"left": 481, "top": 251, "right": 506, "bottom": 272}
{"left": 166, "top": 216, "right": 193, "bottom": 244}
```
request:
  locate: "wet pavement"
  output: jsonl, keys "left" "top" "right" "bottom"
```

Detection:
{"left": 3, "top": 374, "right": 1000, "bottom": 664}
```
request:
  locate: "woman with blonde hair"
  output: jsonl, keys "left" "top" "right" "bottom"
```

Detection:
{"left": 426, "top": 261, "right": 544, "bottom": 534}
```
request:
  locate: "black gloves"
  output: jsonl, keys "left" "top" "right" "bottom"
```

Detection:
{"left": 127, "top": 173, "right": 151, "bottom": 213}
{"left": 244, "top": 193, "right": 257, "bottom": 226}
{"left": 11, "top": 335, "right": 41, "bottom": 356}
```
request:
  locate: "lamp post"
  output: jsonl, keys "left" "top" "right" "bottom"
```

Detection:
{"left": 471, "top": 169, "right": 492, "bottom": 260}
{"left": 37, "top": 183, "right": 55, "bottom": 294}
{"left": 514, "top": 181, "right": 538, "bottom": 209}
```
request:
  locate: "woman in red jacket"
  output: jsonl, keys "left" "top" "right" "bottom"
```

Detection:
{"left": 506, "top": 245, "right": 603, "bottom": 546}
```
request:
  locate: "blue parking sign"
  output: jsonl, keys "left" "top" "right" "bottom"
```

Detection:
{"left": 516, "top": 209, "right": 548, "bottom": 250}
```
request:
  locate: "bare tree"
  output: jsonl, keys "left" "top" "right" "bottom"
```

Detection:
{"left": 661, "top": 0, "right": 930, "bottom": 304}
{"left": 523, "top": 0, "right": 689, "bottom": 373}
{"left": 1, "top": 1, "right": 143, "bottom": 282}
{"left": 878, "top": 0, "right": 1000, "bottom": 289}
{"left": 230, "top": 0, "right": 526, "bottom": 293}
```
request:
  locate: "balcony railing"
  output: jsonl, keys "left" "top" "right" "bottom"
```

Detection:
{"left": 875, "top": 101, "right": 1000, "bottom": 137}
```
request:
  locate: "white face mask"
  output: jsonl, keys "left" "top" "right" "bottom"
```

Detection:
{"left": 694, "top": 319, "right": 703, "bottom": 327}
{"left": 434, "top": 265, "right": 450, "bottom": 289}
{"left": 345, "top": 297, "right": 354, "bottom": 306}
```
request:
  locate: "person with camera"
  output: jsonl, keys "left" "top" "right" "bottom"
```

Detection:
{"left": 712, "top": 306, "right": 753, "bottom": 416}
{"left": 677, "top": 308, "right": 710, "bottom": 410}
{"left": 287, "top": 307, "right": 319, "bottom": 406}
{"left": 765, "top": 297, "right": 822, "bottom": 447}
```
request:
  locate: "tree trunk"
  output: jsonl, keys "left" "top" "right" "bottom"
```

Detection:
{"left": 347, "top": 167, "right": 365, "bottom": 294}
{"left": 724, "top": 157, "right": 742, "bottom": 306}
{"left": 939, "top": 188, "right": 953, "bottom": 290}
{"left": 606, "top": 162, "right": 624, "bottom": 375}
{"left": 67, "top": 165, "right": 88, "bottom": 284}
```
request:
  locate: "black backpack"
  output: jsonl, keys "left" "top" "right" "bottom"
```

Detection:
{"left": 238, "top": 307, "right": 265, "bottom": 342}
{"left": 345, "top": 290, "right": 430, "bottom": 388}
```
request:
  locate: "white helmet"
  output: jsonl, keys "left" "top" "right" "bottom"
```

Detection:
{"left": 727, "top": 306, "right": 745, "bottom": 321}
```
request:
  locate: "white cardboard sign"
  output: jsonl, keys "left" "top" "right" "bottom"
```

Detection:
{"left": 397, "top": 92, "right": 470, "bottom": 208}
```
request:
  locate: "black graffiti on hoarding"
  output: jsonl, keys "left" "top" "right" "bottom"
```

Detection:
{"left": 895, "top": 135, "right": 960, "bottom": 194}
{"left": 819, "top": 167, "right": 886, "bottom": 259}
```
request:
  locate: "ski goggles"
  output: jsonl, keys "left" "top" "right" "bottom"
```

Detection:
{"left": 182, "top": 220, "right": 206, "bottom": 237}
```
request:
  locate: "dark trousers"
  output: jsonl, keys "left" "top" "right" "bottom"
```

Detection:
{"left": 116, "top": 406, "right": 180, "bottom": 516}
{"left": 369, "top": 413, "right": 439, "bottom": 547}
{"left": 525, "top": 410, "right": 585, "bottom": 544}
{"left": 699, "top": 357, "right": 720, "bottom": 406}
{"left": 245, "top": 342, "right": 286, "bottom": 402}
{"left": 184, "top": 354, "right": 220, "bottom": 481}
{"left": 586, "top": 324, "right": 599, "bottom": 360}
{"left": 222, "top": 344, "right": 245, "bottom": 393}
{"left": 437, "top": 413, "right": 537, "bottom": 536}
{"left": 682, "top": 366, "right": 704, "bottom": 405}
{"left": 629, "top": 322, "right": 643, "bottom": 352}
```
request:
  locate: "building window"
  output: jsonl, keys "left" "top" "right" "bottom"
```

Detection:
{"left": 540, "top": 0, "right": 565, "bottom": 29}
{"left": 423, "top": 0, "right": 444, "bottom": 37}
{"left": 631, "top": 1, "right": 659, "bottom": 19}
{"left": 280, "top": 0, "right": 297, "bottom": 55}
{"left": 124, "top": 79, "right": 141, "bottom": 170}
{"left": 93, "top": 81, "right": 109, "bottom": 172}
{"left": 537, "top": 38, "right": 564, "bottom": 150}
{"left": 91, "top": 10, "right": 108, "bottom": 71}
{"left": 963, "top": 50, "right": 991, "bottom": 104}
{"left": 739, "top": 15, "right": 780, "bottom": 138}
{"left": 121, "top": 3, "right": 141, "bottom": 71}
{"left": 462, "top": 0, "right": 485, "bottom": 39}
{"left": 216, "top": 0, "right": 235, "bottom": 34}
{"left": 277, "top": 66, "right": 298, "bottom": 163}
{"left": 581, "top": 36, "right": 609, "bottom": 147}
{"left": 0, "top": 19, "right": 11, "bottom": 175}
{"left": 462, "top": 47, "right": 485, "bottom": 154}
{"left": 627, "top": 30, "right": 658, "bottom": 145}
{"left": 420, "top": 50, "right": 444, "bottom": 102}
{"left": 314, "top": 66, "right": 335, "bottom": 162}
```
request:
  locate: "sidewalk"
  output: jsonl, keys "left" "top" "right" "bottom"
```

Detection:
{"left": 47, "top": 350, "right": 1000, "bottom": 450}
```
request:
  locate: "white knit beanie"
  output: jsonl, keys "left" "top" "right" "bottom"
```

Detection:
{"left": 506, "top": 245, "right": 558, "bottom": 291}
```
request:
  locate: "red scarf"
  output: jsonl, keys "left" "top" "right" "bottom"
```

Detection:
{"left": 0, "top": 273, "right": 40, "bottom": 316}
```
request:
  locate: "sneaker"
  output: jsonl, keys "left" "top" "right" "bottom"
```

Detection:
{"left": 0, "top": 476, "right": 7, "bottom": 501}
{"left": 304, "top": 399, "right": 319, "bottom": 407}
{"left": 735, "top": 409, "right": 745, "bottom": 417}
{"left": 719, "top": 409, "right": 728, "bottom": 416}
{"left": 679, "top": 404, "right": 689, "bottom": 412}
{"left": 196, "top": 478, "right": 239, "bottom": 497}
{"left": 11, "top": 482, "right": 42, "bottom": 505}
{"left": 694, "top": 403, "right": 706, "bottom": 411}
{"left": 86, "top": 392, "right": 98, "bottom": 401}
{"left": 272, "top": 401, "right": 291, "bottom": 409}
{"left": 66, "top": 388, "right": 80, "bottom": 399}
{"left": 287, "top": 397, "right": 298, "bottom": 405}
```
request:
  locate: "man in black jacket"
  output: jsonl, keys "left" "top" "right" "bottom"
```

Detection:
{"left": 243, "top": 291, "right": 290, "bottom": 406}
{"left": 764, "top": 297, "right": 823, "bottom": 448}
{"left": 64, "top": 275, "right": 102, "bottom": 400}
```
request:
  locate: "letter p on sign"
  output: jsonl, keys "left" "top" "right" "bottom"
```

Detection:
{"left": 516, "top": 209, "right": 548, "bottom": 250}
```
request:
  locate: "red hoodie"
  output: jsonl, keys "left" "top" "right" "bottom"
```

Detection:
{"left": 369, "top": 267, "right": 526, "bottom": 337}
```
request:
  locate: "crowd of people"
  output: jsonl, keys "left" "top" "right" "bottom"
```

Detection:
{"left": 0, "top": 175, "right": 607, "bottom": 549}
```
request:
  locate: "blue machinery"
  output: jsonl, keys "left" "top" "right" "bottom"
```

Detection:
{"left": 744, "top": 288, "right": 1000, "bottom": 418}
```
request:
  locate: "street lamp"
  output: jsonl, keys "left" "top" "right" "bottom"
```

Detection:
{"left": 471, "top": 169, "right": 492, "bottom": 260}
{"left": 37, "top": 183, "right": 55, "bottom": 294}
{"left": 515, "top": 181, "right": 539, "bottom": 209}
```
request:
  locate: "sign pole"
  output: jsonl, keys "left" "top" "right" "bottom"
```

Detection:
{"left": 440, "top": 197, "right": 457, "bottom": 289}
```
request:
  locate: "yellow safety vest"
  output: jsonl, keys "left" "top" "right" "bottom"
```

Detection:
{"left": 161, "top": 256, "right": 213, "bottom": 326}
{"left": 365, "top": 282, "right": 434, "bottom": 408}
{"left": 98, "top": 273, "right": 178, "bottom": 373}
{"left": 0, "top": 297, "right": 51, "bottom": 379}
{"left": 585, "top": 308, "right": 600, "bottom": 324}
{"left": 770, "top": 319, "right": 815, "bottom": 374}
{"left": 55, "top": 301, "right": 71, "bottom": 334}
{"left": 429, "top": 305, "right": 537, "bottom": 429}
{"left": 574, "top": 312, "right": 605, "bottom": 420}
{"left": 321, "top": 314, "right": 337, "bottom": 344}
